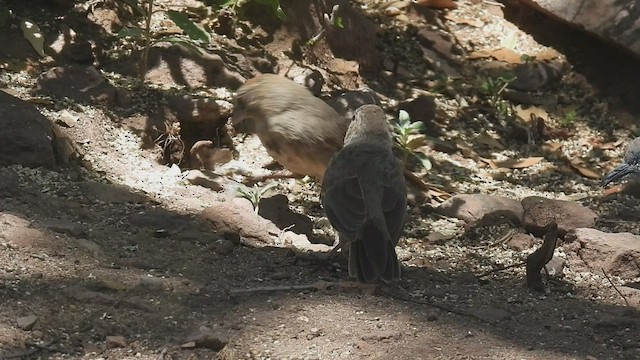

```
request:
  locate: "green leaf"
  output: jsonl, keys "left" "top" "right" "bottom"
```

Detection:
{"left": 154, "top": 36, "right": 203, "bottom": 54}
{"left": 398, "top": 109, "right": 411, "bottom": 125}
{"left": 334, "top": 16, "right": 344, "bottom": 29}
{"left": 413, "top": 152, "right": 432, "bottom": 171}
{"left": 117, "top": 27, "right": 143, "bottom": 38}
{"left": 408, "top": 121, "right": 427, "bottom": 132}
{"left": 167, "top": 10, "right": 211, "bottom": 44}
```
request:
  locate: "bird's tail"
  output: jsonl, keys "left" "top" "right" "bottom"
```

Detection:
{"left": 348, "top": 217, "right": 401, "bottom": 283}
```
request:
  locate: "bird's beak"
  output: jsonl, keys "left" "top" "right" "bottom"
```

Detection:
{"left": 601, "top": 162, "right": 635, "bottom": 187}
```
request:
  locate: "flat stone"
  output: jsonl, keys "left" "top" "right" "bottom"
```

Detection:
{"left": 436, "top": 194, "right": 523, "bottom": 225}
{"left": 521, "top": 196, "right": 597, "bottom": 237}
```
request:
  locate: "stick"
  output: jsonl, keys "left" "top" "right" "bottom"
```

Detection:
{"left": 601, "top": 268, "right": 630, "bottom": 307}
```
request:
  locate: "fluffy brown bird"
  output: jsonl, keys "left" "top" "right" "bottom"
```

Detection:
{"left": 232, "top": 74, "right": 350, "bottom": 180}
{"left": 321, "top": 105, "right": 407, "bottom": 283}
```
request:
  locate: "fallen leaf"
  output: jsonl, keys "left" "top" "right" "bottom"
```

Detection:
{"left": 468, "top": 48, "right": 522, "bottom": 64}
{"left": 20, "top": 19, "right": 45, "bottom": 57}
{"left": 493, "top": 157, "right": 544, "bottom": 169}
{"left": 515, "top": 105, "right": 549, "bottom": 123}
{"left": 568, "top": 160, "right": 600, "bottom": 179}
{"left": 533, "top": 49, "right": 560, "bottom": 61}
{"left": 444, "top": 14, "right": 483, "bottom": 27}
{"left": 500, "top": 31, "right": 517, "bottom": 50}
{"left": 542, "top": 142, "right": 563, "bottom": 153}
{"left": 475, "top": 133, "right": 504, "bottom": 149}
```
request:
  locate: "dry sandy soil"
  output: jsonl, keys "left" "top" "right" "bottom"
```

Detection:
{"left": 2, "top": 0, "right": 640, "bottom": 359}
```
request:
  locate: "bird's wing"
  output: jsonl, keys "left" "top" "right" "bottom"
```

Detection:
{"left": 380, "top": 158, "right": 407, "bottom": 244}
{"left": 322, "top": 158, "right": 367, "bottom": 240}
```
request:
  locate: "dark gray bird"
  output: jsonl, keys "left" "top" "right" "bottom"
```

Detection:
{"left": 321, "top": 105, "right": 407, "bottom": 283}
{"left": 601, "top": 137, "right": 640, "bottom": 187}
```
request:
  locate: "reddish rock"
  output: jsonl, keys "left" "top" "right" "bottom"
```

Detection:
{"left": 521, "top": 196, "right": 597, "bottom": 237}
{"left": 0, "top": 91, "right": 56, "bottom": 168}
{"left": 565, "top": 228, "right": 640, "bottom": 279}
{"left": 436, "top": 194, "right": 523, "bottom": 225}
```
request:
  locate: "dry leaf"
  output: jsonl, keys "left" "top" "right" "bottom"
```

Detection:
{"left": 533, "top": 49, "right": 560, "bottom": 61}
{"left": 493, "top": 157, "right": 544, "bottom": 169}
{"left": 569, "top": 160, "right": 600, "bottom": 179}
{"left": 475, "top": 134, "right": 504, "bottom": 149}
{"left": 20, "top": 19, "right": 45, "bottom": 57}
{"left": 468, "top": 48, "right": 522, "bottom": 64}
{"left": 542, "top": 142, "right": 563, "bottom": 153}
{"left": 444, "top": 14, "right": 483, "bottom": 27}
{"left": 515, "top": 105, "right": 549, "bottom": 123}
{"left": 413, "top": 0, "right": 458, "bottom": 9}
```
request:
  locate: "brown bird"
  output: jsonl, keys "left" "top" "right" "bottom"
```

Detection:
{"left": 321, "top": 105, "right": 407, "bottom": 283}
{"left": 231, "top": 74, "right": 350, "bottom": 180}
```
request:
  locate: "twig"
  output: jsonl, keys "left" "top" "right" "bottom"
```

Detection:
{"left": 601, "top": 268, "right": 630, "bottom": 307}
{"left": 229, "top": 280, "right": 331, "bottom": 296}
{"left": 470, "top": 229, "right": 516, "bottom": 250}
{"left": 482, "top": 0, "right": 504, "bottom": 6}
{"left": 476, "top": 261, "right": 525, "bottom": 278}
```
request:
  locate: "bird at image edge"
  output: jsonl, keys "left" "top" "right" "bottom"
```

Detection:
{"left": 601, "top": 137, "right": 640, "bottom": 187}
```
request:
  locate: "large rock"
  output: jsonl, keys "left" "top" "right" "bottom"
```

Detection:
{"left": 521, "top": 196, "right": 597, "bottom": 237}
{"left": 436, "top": 194, "right": 523, "bottom": 225}
{"left": 565, "top": 228, "right": 640, "bottom": 279}
{"left": 0, "top": 91, "right": 56, "bottom": 168}
{"left": 521, "top": 0, "right": 640, "bottom": 58}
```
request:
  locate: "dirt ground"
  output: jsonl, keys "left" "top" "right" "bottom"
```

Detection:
{"left": 2, "top": 0, "right": 640, "bottom": 359}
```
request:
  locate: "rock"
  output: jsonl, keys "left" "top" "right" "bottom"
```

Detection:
{"left": 258, "top": 194, "right": 313, "bottom": 236}
{"left": 80, "top": 182, "right": 147, "bottom": 204}
{"left": 37, "top": 65, "right": 121, "bottom": 105}
{"left": 544, "top": 256, "right": 565, "bottom": 276}
{"left": 168, "top": 95, "right": 232, "bottom": 124}
{"left": 0, "top": 212, "right": 48, "bottom": 248}
{"left": 306, "top": 327, "right": 323, "bottom": 340}
{"left": 565, "top": 228, "right": 640, "bottom": 279}
{"left": 185, "top": 169, "right": 227, "bottom": 191}
{"left": 436, "top": 194, "right": 524, "bottom": 225}
{"left": 508, "top": 61, "right": 565, "bottom": 92}
{"left": 288, "top": 65, "right": 325, "bottom": 96}
{"left": 16, "top": 314, "right": 38, "bottom": 330}
{"left": 521, "top": 196, "right": 597, "bottom": 237}
{"left": 361, "top": 330, "right": 401, "bottom": 342}
{"left": 201, "top": 198, "right": 283, "bottom": 246}
{"left": 189, "top": 141, "right": 233, "bottom": 171}
{"left": 506, "top": 233, "right": 535, "bottom": 251}
{"left": 397, "top": 93, "right": 437, "bottom": 123}
{"left": 106, "top": 335, "right": 127, "bottom": 349}
{"left": 520, "top": 0, "right": 640, "bottom": 59}
{"left": 213, "top": 239, "right": 236, "bottom": 255}
{"left": 0, "top": 91, "right": 56, "bottom": 168}
{"left": 0, "top": 167, "right": 20, "bottom": 198}
{"left": 325, "top": 89, "right": 381, "bottom": 120}
{"left": 185, "top": 326, "right": 228, "bottom": 351}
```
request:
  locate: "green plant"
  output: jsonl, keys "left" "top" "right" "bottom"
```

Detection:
{"left": 117, "top": 0, "right": 211, "bottom": 81}
{"left": 520, "top": 54, "right": 537, "bottom": 63}
{"left": 208, "top": 0, "right": 285, "bottom": 21}
{"left": 237, "top": 182, "right": 278, "bottom": 213}
{"left": 480, "top": 75, "right": 515, "bottom": 120}
{"left": 559, "top": 109, "right": 577, "bottom": 127}
{"left": 392, "top": 110, "right": 432, "bottom": 171}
